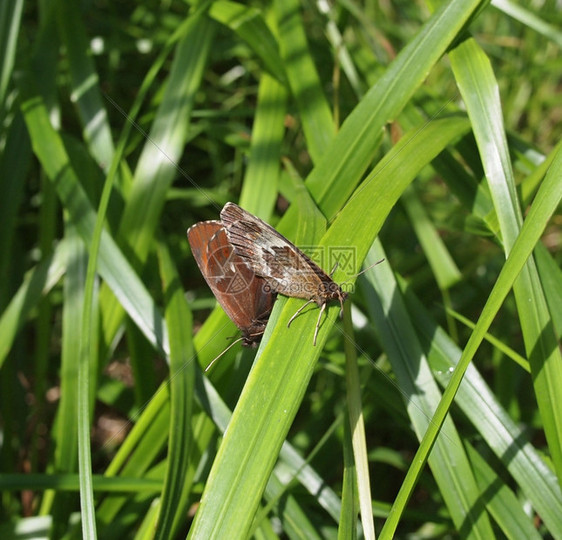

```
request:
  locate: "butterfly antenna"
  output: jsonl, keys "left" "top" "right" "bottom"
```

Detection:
{"left": 354, "top": 258, "right": 385, "bottom": 277}
{"left": 339, "top": 258, "right": 385, "bottom": 289}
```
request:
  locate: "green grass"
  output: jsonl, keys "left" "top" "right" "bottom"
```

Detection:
{"left": 1, "top": 0, "right": 561, "bottom": 538}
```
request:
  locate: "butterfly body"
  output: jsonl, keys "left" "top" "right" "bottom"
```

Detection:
{"left": 221, "top": 202, "right": 348, "bottom": 345}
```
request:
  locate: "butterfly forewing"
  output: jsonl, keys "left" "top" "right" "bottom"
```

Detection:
{"left": 221, "top": 203, "right": 335, "bottom": 301}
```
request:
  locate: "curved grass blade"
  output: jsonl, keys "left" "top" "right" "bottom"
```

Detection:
{"left": 153, "top": 242, "right": 195, "bottom": 539}
{"left": 380, "top": 141, "right": 562, "bottom": 538}
{"left": 363, "top": 239, "right": 494, "bottom": 538}
{"left": 451, "top": 37, "right": 562, "bottom": 483}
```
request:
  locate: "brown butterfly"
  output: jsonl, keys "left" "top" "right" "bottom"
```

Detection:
{"left": 220, "top": 202, "right": 348, "bottom": 345}
{"left": 187, "top": 220, "right": 276, "bottom": 348}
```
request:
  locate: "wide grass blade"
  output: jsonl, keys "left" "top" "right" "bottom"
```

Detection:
{"left": 276, "top": 0, "right": 335, "bottom": 162}
{"left": 238, "top": 72, "right": 287, "bottom": 217}
{"left": 56, "top": 0, "right": 115, "bottom": 169}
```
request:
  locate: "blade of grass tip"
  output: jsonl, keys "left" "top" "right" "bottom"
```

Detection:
{"left": 491, "top": 0, "right": 562, "bottom": 48}
{"left": 342, "top": 302, "right": 374, "bottom": 539}
{"left": 381, "top": 143, "right": 562, "bottom": 538}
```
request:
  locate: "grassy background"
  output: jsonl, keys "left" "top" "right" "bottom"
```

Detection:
{"left": 1, "top": 0, "right": 561, "bottom": 538}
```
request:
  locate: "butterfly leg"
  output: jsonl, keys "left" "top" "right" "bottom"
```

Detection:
{"left": 287, "top": 299, "right": 315, "bottom": 328}
{"left": 313, "top": 301, "right": 327, "bottom": 346}
{"left": 287, "top": 300, "right": 314, "bottom": 328}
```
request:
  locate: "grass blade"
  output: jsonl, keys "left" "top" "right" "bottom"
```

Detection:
{"left": 452, "top": 37, "right": 562, "bottom": 484}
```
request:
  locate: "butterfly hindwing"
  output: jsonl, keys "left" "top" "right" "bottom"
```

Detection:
{"left": 187, "top": 220, "right": 275, "bottom": 346}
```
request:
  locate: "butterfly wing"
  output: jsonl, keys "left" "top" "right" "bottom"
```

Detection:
{"left": 187, "top": 220, "right": 275, "bottom": 345}
{"left": 220, "top": 202, "right": 330, "bottom": 301}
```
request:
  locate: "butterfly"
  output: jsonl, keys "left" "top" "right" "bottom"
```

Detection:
{"left": 220, "top": 202, "right": 348, "bottom": 345}
{"left": 187, "top": 220, "right": 276, "bottom": 348}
